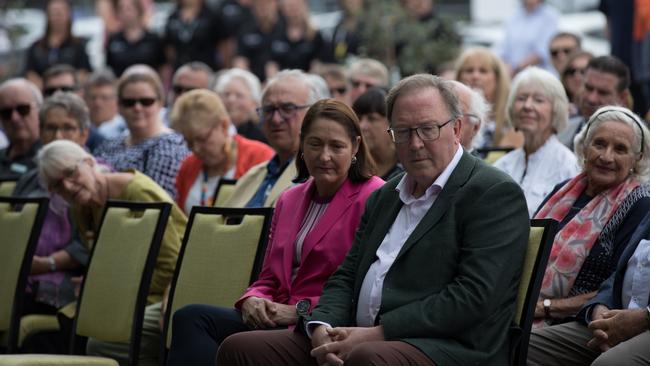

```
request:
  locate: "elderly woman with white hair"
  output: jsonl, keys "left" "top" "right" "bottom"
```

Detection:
{"left": 214, "top": 68, "right": 267, "bottom": 143}
{"left": 38, "top": 139, "right": 187, "bottom": 307}
{"left": 494, "top": 67, "right": 579, "bottom": 217}
{"left": 531, "top": 105, "right": 650, "bottom": 327}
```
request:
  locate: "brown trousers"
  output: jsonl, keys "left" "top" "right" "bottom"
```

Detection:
{"left": 216, "top": 329, "right": 436, "bottom": 366}
{"left": 527, "top": 320, "right": 650, "bottom": 366}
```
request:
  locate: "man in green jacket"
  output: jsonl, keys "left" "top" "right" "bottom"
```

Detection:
{"left": 216, "top": 74, "right": 530, "bottom": 366}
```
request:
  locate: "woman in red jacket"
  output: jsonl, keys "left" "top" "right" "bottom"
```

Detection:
{"left": 171, "top": 89, "right": 274, "bottom": 214}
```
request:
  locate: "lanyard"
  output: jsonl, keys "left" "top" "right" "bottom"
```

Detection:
{"left": 200, "top": 170, "right": 213, "bottom": 206}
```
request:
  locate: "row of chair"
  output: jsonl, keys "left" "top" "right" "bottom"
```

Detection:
{"left": 0, "top": 195, "right": 557, "bottom": 366}
{"left": 0, "top": 197, "right": 272, "bottom": 365}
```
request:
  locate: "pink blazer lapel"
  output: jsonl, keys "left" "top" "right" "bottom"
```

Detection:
{"left": 280, "top": 180, "right": 314, "bottom": 283}
{"left": 299, "top": 179, "right": 359, "bottom": 263}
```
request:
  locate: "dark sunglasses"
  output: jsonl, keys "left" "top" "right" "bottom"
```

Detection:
{"left": 550, "top": 48, "right": 574, "bottom": 58}
{"left": 564, "top": 67, "right": 586, "bottom": 77}
{"left": 172, "top": 85, "right": 196, "bottom": 96}
{"left": 256, "top": 103, "right": 311, "bottom": 122}
{"left": 0, "top": 104, "right": 31, "bottom": 120}
{"left": 330, "top": 87, "right": 347, "bottom": 95}
{"left": 43, "top": 86, "right": 77, "bottom": 97}
{"left": 119, "top": 97, "right": 157, "bottom": 107}
{"left": 350, "top": 79, "right": 377, "bottom": 89}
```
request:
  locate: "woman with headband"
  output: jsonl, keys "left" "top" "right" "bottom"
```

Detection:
{"left": 532, "top": 105, "right": 650, "bottom": 327}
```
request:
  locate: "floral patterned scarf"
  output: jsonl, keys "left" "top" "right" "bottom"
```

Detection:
{"left": 534, "top": 172, "right": 639, "bottom": 299}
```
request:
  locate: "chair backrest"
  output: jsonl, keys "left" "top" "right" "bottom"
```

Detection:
{"left": 72, "top": 200, "right": 171, "bottom": 365}
{"left": 0, "top": 197, "right": 48, "bottom": 352}
{"left": 475, "top": 147, "right": 513, "bottom": 165}
{"left": 0, "top": 179, "right": 18, "bottom": 197}
{"left": 212, "top": 179, "right": 237, "bottom": 207}
{"left": 511, "top": 218, "right": 557, "bottom": 366}
{"left": 162, "top": 206, "right": 273, "bottom": 349}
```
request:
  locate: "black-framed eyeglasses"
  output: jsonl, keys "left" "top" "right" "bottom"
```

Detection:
{"left": 550, "top": 47, "right": 574, "bottom": 58}
{"left": 564, "top": 67, "right": 586, "bottom": 77}
{"left": 256, "top": 103, "right": 311, "bottom": 122}
{"left": 172, "top": 85, "right": 197, "bottom": 96}
{"left": 350, "top": 79, "right": 377, "bottom": 89}
{"left": 387, "top": 118, "right": 455, "bottom": 144}
{"left": 119, "top": 97, "right": 157, "bottom": 108}
{"left": 0, "top": 104, "right": 32, "bottom": 120}
{"left": 329, "top": 87, "right": 347, "bottom": 95}
{"left": 42, "top": 124, "right": 80, "bottom": 136}
{"left": 50, "top": 160, "right": 83, "bottom": 192}
{"left": 43, "top": 86, "right": 77, "bottom": 97}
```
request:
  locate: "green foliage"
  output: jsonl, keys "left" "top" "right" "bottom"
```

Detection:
{"left": 359, "top": 0, "right": 460, "bottom": 77}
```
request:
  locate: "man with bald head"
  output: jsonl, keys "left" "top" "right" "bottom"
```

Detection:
{"left": 449, "top": 80, "right": 490, "bottom": 151}
{"left": 0, "top": 78, "right": 42, "bottom": 180}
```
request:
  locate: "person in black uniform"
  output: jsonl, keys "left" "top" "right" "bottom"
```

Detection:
{"left": 106, "top": 0, "right": 165, "bottom": 77}
{"left": 272, "top": 0, "right": 325, "bottom": 72}
{"left": 233, "top": 0, "right": 285, "bottom": 82}
{"left": 24, "top": 0, "right": 92, "bottom": 90}
{"left": 164, "top": 0, "right": 228, "bottom": 72}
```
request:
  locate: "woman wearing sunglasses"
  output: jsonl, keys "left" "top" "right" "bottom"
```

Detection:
{"left": 94, "top": 71, "right": 190, "bottom": 199}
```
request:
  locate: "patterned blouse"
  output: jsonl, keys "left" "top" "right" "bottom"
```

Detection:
{"left": 94, "top": 132, "right": 190, "bottom": 199}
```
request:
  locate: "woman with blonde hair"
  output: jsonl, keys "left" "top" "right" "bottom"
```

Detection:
{"left": 455, "top": 47, "right": 522, "bottom": 149}
{"left": 171, "top": 89, "right": 273, "bottom": 214}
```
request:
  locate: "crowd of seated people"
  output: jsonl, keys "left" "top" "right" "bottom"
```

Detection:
{"left": 3, "top": 1, "right": 650, "bottom": 364}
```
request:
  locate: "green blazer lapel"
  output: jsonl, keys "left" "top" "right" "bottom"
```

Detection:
{"left": 395, "top": 152, "right": 477, "bottom": 261}
{"left": 353, "top": 184, "right": 404, "bottom": 297}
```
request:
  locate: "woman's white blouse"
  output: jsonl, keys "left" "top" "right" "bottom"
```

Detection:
{"left": 494, "top": 135, "right": 580, "bottom": 217}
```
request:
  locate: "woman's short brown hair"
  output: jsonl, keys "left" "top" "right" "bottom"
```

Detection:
{"left": 117, "top": 71, "right": 164, "bottom": 102}
{"left": 294, "top": 99, "right": 375, "bottom": 183}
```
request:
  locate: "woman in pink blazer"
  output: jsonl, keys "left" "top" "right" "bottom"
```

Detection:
{"left": 167, "top": 99, "right": 385, "bottom": 365}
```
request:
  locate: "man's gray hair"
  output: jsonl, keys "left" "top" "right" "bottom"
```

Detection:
{"left": 386, "top": 74, "right": 461, "bottom": 124}
{"left": 262, "top": 69, "right": 331, "bottom": 105}
{"left": 574, "top": 105, "right": 650, "bottom": 181}
{"left": 507, "top": 66, "right": 569, "bottom": 134}
{"left": 214, "top": 68, "right": 262, "bottom": 104}
{"left": 40, "top": 91, "right": 91, "bottom": 130}
{"left": 0, "top": 78, "right": 43, "bottom": 107}
{"left": 449, "top": 80, "right": 490, "bottom": 126}
{"left": 172, "top": 61, "right": 214, "bottom": 85}
{"left": 348, "top": 58, "right": 389, "bottom": 87}
{"left": 84, "top": 69, "right": 117, "bottom": 94}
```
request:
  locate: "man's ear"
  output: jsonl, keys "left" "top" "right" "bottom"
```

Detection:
{"left": 453, "top": 117, "right": 463, "bottom": 139}
{"left": 620, "top": 89, "right": 633, "bottom": 109}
